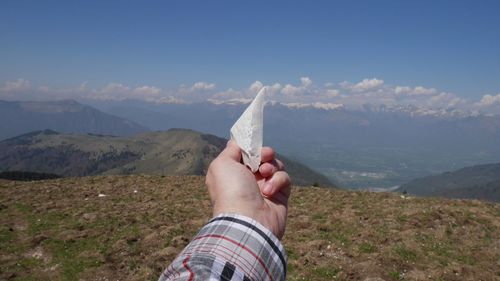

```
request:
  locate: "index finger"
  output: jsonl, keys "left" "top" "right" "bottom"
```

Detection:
{"left": 219, "top": 140, "right": 242, "bottom": 162}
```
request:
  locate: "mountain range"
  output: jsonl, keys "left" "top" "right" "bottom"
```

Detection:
{"left": 86, "top": 99, "right": 500, "bottom": 188}
{"left": 2, "top": 98, "right": 500, "bottom": 191}
{"left": 397, "top": 163, "right": 500, "bottom": 202}
{"left": 0, "top": 100, "right": 148, "bottom": 140}
{"left": 0, "top": 129, "right": 332, "bottom": 187}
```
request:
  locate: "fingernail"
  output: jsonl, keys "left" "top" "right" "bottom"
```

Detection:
{"left": 263, "top": 181, "right": 273, "bottom": 194}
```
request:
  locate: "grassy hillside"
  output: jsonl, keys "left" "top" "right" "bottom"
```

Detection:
{"left": 397, "top": 163, "right": 500, "bottom": 202}
{"left": 1, "top": 176, "right": 498, "bottom": 280}
{"left": 0, "top": 129, "right": 332, "bottom": 187}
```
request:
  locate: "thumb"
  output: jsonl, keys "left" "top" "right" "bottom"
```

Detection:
{"left": 219, "top": 140, "right": 242, "bottom": 162}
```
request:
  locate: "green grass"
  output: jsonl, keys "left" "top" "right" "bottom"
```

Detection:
{"left": 12, "top": 275, "right": 39, "bottom": 281}
{"left": 163, "top": 224, "right": 187, "bottom": 247}
{"left": 359, "top": 241, "right": 376, "bottom": 253}
{"left": 395, "top": 212, "right": 408, "bottom": 223}
{"left": 16, "top": 257, "right": 43, "bottom": 269}
{"left": 14, "top": 203, "right": 33, "bottom": 214}
{"left": 311, "top": 266, "right": 339, "bottom": 279}
{"left": 27, "top": 212, "right": 67, "bottom": 236}
{"left": 456, "top": 254, "right": 477, "bottom": 266}
{"left": 285, "top": 247, "right": 299, "bottom": 260}
{"left": 414, "top": 232, "right": 479, "bottom": 267}
{"left": 10, "top": 198, "right": 144, "bottom": 280}
{"left": 388, "top": 270, "right": 402, "bottom": 280}
{"left": 0, "top": 226, "right": 17, "bottom": 252}
{"left": 392, "top": 244, "right": 417, "bottom": 262}
{"left": 46, "top": 237, "right": 105, "bottom": 280}
{"left": 333, "top": 232, "right": 351, "bottom": 247}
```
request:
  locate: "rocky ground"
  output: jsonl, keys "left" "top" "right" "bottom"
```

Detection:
{"left": 0, "top": 175, "right": 498, "bottom": 280}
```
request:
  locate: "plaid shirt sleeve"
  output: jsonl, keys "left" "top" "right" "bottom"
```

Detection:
{"left": 158, "top": 213, "right": 287, "bottom": 281}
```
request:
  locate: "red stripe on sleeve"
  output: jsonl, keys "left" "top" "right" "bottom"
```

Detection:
{"left": 182, "top": 256, "right": 194, "bottom": 281}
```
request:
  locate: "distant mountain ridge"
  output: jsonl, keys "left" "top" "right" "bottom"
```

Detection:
{"left": 86, "top": 99, "right": 500, "bottom": 188}
{"left": 396, "top": 163, "right": 500, "bottom": 202}
{"left": 0, "top": 129, "right": 333, "bottom": 187}
{"left": 4, "top": 98, "right": 500, "bottom": 189}
{"left": 0, "top": 100, "right": 149, "bottom": 140}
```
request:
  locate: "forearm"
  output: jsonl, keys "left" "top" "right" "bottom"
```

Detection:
{"left": 159, "top": 213, "right": 287, "bottom": 281}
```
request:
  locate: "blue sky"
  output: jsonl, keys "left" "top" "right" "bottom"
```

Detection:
{"left": 1, "top": 0, "right": 500, "bottom": 109}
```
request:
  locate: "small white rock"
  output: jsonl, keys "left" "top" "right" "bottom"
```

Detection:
{"left": 98, "top": 193, "right": 107, "bottom": 197}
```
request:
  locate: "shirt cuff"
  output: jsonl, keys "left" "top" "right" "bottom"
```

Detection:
{"left": 160, "top": 213, "right": 287, "bottom": 281}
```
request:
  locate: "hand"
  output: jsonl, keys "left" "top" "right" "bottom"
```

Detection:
{"left": 205, "top": 141, "right": 291, "bottom": 239}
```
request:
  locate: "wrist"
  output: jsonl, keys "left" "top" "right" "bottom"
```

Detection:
{"left": 210, "top": 213, "right": 280, "bottom": 240}
{"left": 212, "top": 207, "right": 283, "bottom": 239}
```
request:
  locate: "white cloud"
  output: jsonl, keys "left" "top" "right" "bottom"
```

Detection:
{"left": 395, "top": 86, "right": 437, "bottom": 96}
{"left": 300, "top": 77, "right": 312, "bottom": 87}
{"left": 134, "top": 85, "right": 161, "bottom": 98}
{"left": 77, "top": 81, "right": 89, "bottom": 92}
{"left": 281, "top": 84, "right": 302, "bottom": 96}
{"left": 208, "top": 97, "right": 253, "bottom": 105}
{"left": 342, "top": 78, "right": 384, "bottom": 92}
{"left": 280, "top": 77, "right": 315, "bottom": 97}
{"left": 284, "top": 102, "right": 344, "bottom": 110}
{"left": 88, "top": 83, "right": 165, "bottom": 101}
{"left": 190, "top": 81, "right": 216, "bottom": 91}
{"left": 2, "top": 77, "right": 499, "bottom": 115}
{"left": 412, "top": 86, "right": 437, "bottom": 96}
{"left": 325, "top": 89, "right": 340, "bottom": 97}
{"left": 100, "top": 83, "right": 130, "bottom": 94}
{"left": 212, "top": 81, "right": 282, "bottom": 101}
{"left": 395, "top": 86, "right": 411, "bottom": 94}
{"left": 211, "top": 88, "right": 240, "bottom": 100}
{"left": 331, "top": 79, "right": 471, "bottom": 111}
{"left": 207, "top": 77, "right": 493, "bottom": 114}
{"left": 427, "top": 92, "right": 465, "bottom": 108}
{"left": 267, "top": 83, "right": 283, "bottom": 95}
{"left": 249, "top": 81, "right": 264, "bottom": 93}
{"left": 157, "top": 95, "right": 189, "bottom": 104}
{"left": 477, "top": 93, "right": 500, "bottom": 107}
{"left": 170, "top": 81, "right": 218, "bottom": 102}
{"left": 1, "top": 79, "right": 32, "bottom": 92}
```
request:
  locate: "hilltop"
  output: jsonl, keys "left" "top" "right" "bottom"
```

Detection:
{"left": 397, "top": 163, "right": 500, "bottom": 202}
{"left": 0, "top": 129, "right": 332, "bottom": 187}
{"left": 0, "top": 175, "right": 498, "bottom": 280}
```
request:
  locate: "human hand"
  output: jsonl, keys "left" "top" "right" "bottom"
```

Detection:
{"left": 205, "top": 141, "right": 291, "bottom": 239}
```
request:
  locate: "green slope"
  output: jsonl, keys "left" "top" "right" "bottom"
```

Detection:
{"left": 0, "top": 129, "right": 333, "bottom": 187}
{"left": 397, "top": 163, "right": 500, "bottom": 202}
